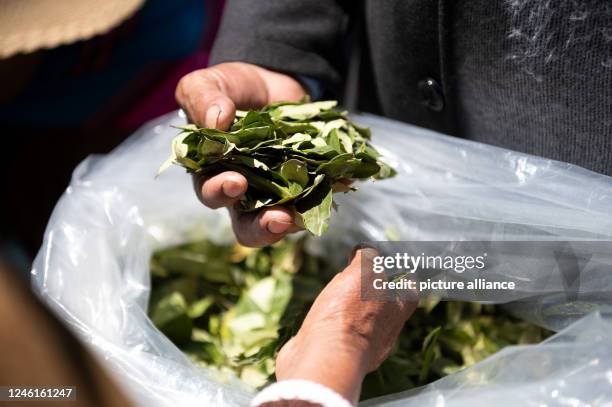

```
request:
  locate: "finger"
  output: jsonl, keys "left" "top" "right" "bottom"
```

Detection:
{"left": 348, "top": 246, "right": 418, "bottom": 318}
{"left": 347, "top": 245, "right": 379, "bottom": 271}
{"left": 333, "top": 246, "right": 379, "bottom": 301}
{"left": 230, "top": 206, "right": 299, "bottom": 247}
{"left": 175, "top": 70, "right": 237, "bottom": 129}
{"left": 176, "top": 64, "right": 279, "bottom": 130}
{"left": 196, "top": 172, "right": 247, "bottom": 209}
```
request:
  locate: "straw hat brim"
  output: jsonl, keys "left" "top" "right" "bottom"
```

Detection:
{"left": 0, "top": 0, "right": 146, "bottom": 59}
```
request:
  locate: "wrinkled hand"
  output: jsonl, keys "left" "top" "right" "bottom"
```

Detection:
{"left": 176, "top": 62, "right": 306, "bottom": 247}
{"left": 275, "top": 247, "right": 418, "bottom": 404}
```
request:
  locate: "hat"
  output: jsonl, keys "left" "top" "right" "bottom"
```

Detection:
{"left": 0, "top": 0, "right": 146, "bottom": 59}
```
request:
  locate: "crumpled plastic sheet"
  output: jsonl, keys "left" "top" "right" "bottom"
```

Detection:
{"left": 363, "top": 311, "right": 612, "bottom": 407}
{"left": 32, "top": 111, "right": 612, "bottom": 406}
{"left": 322, "top": 114, "right": 612, "bottom": 331}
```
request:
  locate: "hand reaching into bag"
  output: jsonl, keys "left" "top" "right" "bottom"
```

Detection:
{"left": 273, "top": 247, "right": 418, "bottom": 405}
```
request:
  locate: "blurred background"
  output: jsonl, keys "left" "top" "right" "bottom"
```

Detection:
{"left": 0, "top": 0, "right": 226, "bottom": 275}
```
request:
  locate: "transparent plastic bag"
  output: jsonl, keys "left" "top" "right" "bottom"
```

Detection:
{"left": 32, "top": 111, "right": 612, "bottom": 406}
{"left": 322, "top": 114, "right": 612, "bottom": 331}
{"left": 363, "top": 311, "right": 612, "bottom": 407}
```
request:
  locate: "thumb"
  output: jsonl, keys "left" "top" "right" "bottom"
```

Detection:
{"left": 175, "top": 70, "right": 237, "bottom": 129}
{"left": 345, "top": 245, "right": 380, "bottom": 291}
{"left": 349, "top": 245, "right": 419, "bottom": 315}
{"left": 347, "top": 245, "right": 379, "bottom": 272}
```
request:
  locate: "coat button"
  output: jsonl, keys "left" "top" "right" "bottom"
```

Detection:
{"left": 418, "top": 78, "right": 444, "bottom": 112}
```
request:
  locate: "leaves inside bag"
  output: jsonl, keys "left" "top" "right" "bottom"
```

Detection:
{"left": 148, "top": 237, "right": 551, "bottom": 399}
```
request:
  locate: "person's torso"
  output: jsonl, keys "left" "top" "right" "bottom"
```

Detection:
{"left": 361, "top": 0, "right": 612, "bottom": 175}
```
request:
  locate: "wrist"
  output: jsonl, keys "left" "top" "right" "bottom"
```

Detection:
{"left": 276, "top": 335, "right": 368, "bottom": 404}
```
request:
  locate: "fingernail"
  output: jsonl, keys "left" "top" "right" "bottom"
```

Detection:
{"left": 205, "top": 104, "right": 222, "bottom": 128}
{"left": 267, "top": 220, "right": 292, "bottom": 234}
{"left": 349, "top": 243, "right": 378, "bottom": 263}
{"left": 222, "top": 180, "right": 243, "bottom": 198}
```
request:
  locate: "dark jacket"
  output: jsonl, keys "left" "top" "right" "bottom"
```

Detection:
{"left": 211, "top": 0, "right": 612, "bottom": 175}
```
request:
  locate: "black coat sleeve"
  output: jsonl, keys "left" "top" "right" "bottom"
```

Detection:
{"left": 209, "top": 0, "right": 352, "bottom": 90}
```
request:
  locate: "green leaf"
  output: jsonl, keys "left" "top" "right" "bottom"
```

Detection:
{"left": 280, "top": 159, "right": 309, "bottom": 187}
{"left": 199, "top": 139, "right": 225, "bottom": 156}
{"left": 151, "top": 291, "right": 188, "bottom": 327}
{"left": 188, "top": 296, "right": 214, "bottom": 319}
{"left": 150, "top": 292, "right": 193, "bottom": 344}
{"left": 231, "top": 155, "right": 270, "bottom": 171}
{"left": 269, "top": 101, "right": 338, "bottom": 121}
{"left": 320, "top": 119, "right": 345, "bottom": 137}
{"left": 277, "top": 121, "right": 319, "bottom": 135}
{"left": 419, "top": 326, "right": 441, "bottom": 383}
{"left": 220, "top": 163, "right": 291, "bottom": 200}
{"left": 338, "top": 131, "right": 354, "bottom": 154}
{"left": 157, "top": 131, "right": 192, "bottom": 176}
{"left": 281, "top": 133, "right": 312, "bottom": 145}
{"left": 375, "top": 162, "right": 397, "bottom": 179}
{"left": 296, "top": 184, "right": 333, "bottom": 236}
{"left": 326, "top": 129, "right": 343, "bottom": 153}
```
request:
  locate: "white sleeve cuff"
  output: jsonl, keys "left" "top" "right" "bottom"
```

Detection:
{"left": 250, "top": 379, "right": 354, "bottom": 407}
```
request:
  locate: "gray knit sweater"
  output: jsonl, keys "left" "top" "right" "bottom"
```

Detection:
{"left": 211, "top": 0, "right": 612, "bottom": 175}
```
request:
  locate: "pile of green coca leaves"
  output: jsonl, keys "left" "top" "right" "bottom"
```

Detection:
{"left": 158, "top": 99, "right": 395, "bottom": 235}
{"left": 148, "top": 237, "right": 551, "bottom": 400}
